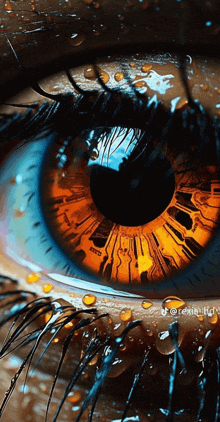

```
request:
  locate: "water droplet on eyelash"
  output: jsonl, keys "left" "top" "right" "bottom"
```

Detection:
{"left": 141, "top": 300, "right": 153, "bottom": 310}
{"left": 14, "top": 208, "right": 25, "bottom": 219}
{"left": 27, "top": 273, "right": 40, "bottom": 284}
{"left": 99, "top": 69, "right": 110, "bottom": 84}
{"left": 90, "top": 149, "right": 99, "bottom": 160}
{"left": 162, "top": 296, "right": 186, "bottom": 310}
{"left": 114, "top": 72, "right": 124, "bottom": 82}
{"left": 197, "top": 315, "right": 204, "bottom": 322}
{"left": 84, "top": 66, "right": 96, "bottom": 80}
{"left": 82, "top": 293, "right": 96, "bottom": 306}
{"left": 207, "top": 310, "right": 219, "bottom": 325}
{"left": 42, "top": 283, "right": 53, "bottom": 293}
{"left": 69, "top": 34, "right": 85, "bottom": 47}
{"left": 89, "top": 353, "right": 99, "bottom": 366}
{"left": 141, "top": 64, "right": 152, "bottom": 73}
{"left": 119, "top": 308, "right": 132, "bottom": 322}
{"left": 156, "top": 330, "right": 182, "bottom": 355}
{"left": 67, "top": 391, "right": 82, "bottom": 403}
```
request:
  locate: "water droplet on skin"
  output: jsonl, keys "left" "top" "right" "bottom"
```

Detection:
{"left": 99, "top": 69, "right": 109, "bottom": 84}
{"left": 42, "top": 283, "right": 53, "bottom": 293}
{"left": 197, "top": 315, "right": 204, "bottom": 322}
{"left": 52, "top": 338, "right": 59, "bottom": 343}
{"left": 69, "top": 34, "right": 85, "bottom": 47}
{"left": 147, "top": 330, "right": 153, "bottom": 336}
{"left": 208, "top": 310, "right": 218, "bottom": 325}
{"left": 27, "top": 273, "right": 40, "bottom": 284}
{"left": 142, "top": 300, "right": 153, "bottom": 310}
{"left": 114, "top": 72, "right": 124, "bottom": 82}
{"left": 119, "top": 343, "right": 126, "bottom": 351}
{"left": 141, "top": 64, "right": 152, "bottom": 73}
{"left": 67, "top": 391, "right": 82, "bottom": 403}
{"left": 82, "top": 293, "right": 96, "bottom": 306}
{"left": 162, "top": 296, "right": 186, "bottom": 310}
{"left": 119, "top": 308, "right": 132, "bottom": 322}
{"left": 14, "top": 209, "right": 25, "bottom": 219}
{"left": 84, "top": 66, "right": 96, "bottom": 80}
{"left": 5, "top": 0, "right": 12, "bottom": 11}
{"left": 128, "top": 335, "right": 134, "bottom": 342}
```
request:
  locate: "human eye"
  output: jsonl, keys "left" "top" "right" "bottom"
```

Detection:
{"left": 1, "top": 1, "right": 220, "bottom": 422}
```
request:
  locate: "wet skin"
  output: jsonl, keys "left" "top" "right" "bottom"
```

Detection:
{"left": 1, "top": 1, "right": 220, "bottom": 421}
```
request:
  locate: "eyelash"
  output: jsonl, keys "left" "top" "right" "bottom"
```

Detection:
{"left": 1, "top": 63, "right": 220, "bottom": 422}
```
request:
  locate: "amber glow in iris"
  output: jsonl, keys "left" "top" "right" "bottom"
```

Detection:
{"left": 41, "top": 126, "right": 220, "bottom": 287}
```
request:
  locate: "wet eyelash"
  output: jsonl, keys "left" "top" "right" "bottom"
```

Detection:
{"left": 0, "top": 279, "right": 220, "bottom": 422}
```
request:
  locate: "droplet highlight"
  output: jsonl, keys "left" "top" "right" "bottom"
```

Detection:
{"left": 119, "top": 308, "right": 132, "bottom": 322}
{"left": 162, "top": 296, "right": 185, "bottom": 310}
{"left": 208, "top": 310, "right": 218, "bottom": 325}
{"left": 82, "top": 293, "right": 96, "bottom": 306}
{"left": 27, "top": 273, "right": 40, "bottom": 284}
{"left": 42, "top": 283, "right": 53, "bottom": 293}
{"left": 141, "top": 299, "right": 153, "bottom": 310}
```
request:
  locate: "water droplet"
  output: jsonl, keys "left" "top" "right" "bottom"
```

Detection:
{"left": 5, "top": 0, "right": 12, "bottom": 12}
{"left": 69, "top": 34, "right": 85, "bottom": 47}
{"left": 119, "top": 308, "right": 132, "bottom": 322}
{"left": 67, "top": 391, "right": 82, "bottom": 403}
{"left": 162, "top": 296, "right": 185, "bottom": 310}
{"left": 128, "top": 335, "right": 134, "bottom": 342}
{"left": 141, "top": 64, "right": 152, "bottom": 73}
{"left": 88, "top": 354, "right": 99, "bottom": 365}
{"left": 197, "top": 315, "right": 204, "bottom": 322}
{"left": 99, "top": 69, "right": 109, "bottom": 84}
{"left": 14, "top": 209, "right": 25, "bottom": 219}
{"left": 208, "top": 310, "right": 218, "bottom": 325}
{"left": 84, "top": 66, "right": 96, "bottom": 80}
{"left": 201, "top": 84, "right": 208, "bottom": 91}
{"left": 45, "top": 312, "right": 52, "bottom": 323}
{"left": 27, "top": 273, "right": 40, "bottom": 284}
{"left": 156, "top": 330, "right": 183, "bottom": 355}
{"left": 52, "top": 338, "right": 59, "bottom": 343}
{"left": 134, "top": 80, "right": 146, "bottom": 88}
{"left": 114, "top": 72, "right": 124, "bottom": 82}
{"left": 90, "top": 149, "right": 99, "bottom": 160}
{"left": 141, "top": 300, "right": 153, "bottom": 310}
{"left": 129, "top": 62, "right": 135, "bottom": 68}
{"left": 82, "top": 293, "right": 96, "bottom": 306}
{"left": 119, "top": 343, "right": 126, "bottom": 351}
{"left": 147, "top": 330, "right": 153, "bottom": 336}
{"left": 42, "top": 283, "right": 53, "bottom": 293}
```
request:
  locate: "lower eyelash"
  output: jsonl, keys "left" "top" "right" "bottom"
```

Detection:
{"left": 0, "top": 278, "right": 220, "bottom": 422}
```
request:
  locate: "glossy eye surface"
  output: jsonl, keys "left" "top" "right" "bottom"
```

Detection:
{"left": 1, "top": 53, "right": 220, "bottom": 299}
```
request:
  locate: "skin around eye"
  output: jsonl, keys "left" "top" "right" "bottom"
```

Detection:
{"left": 1, "top": 1, "right": 220, "bottom": 422}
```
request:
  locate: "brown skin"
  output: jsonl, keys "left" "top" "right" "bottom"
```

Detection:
{"left": 1, "top": 0, "right": 220, "bottom": 421}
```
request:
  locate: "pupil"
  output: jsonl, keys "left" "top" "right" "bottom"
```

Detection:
{"left": 90, "top": 150, "right": 175, "bottom": 227}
